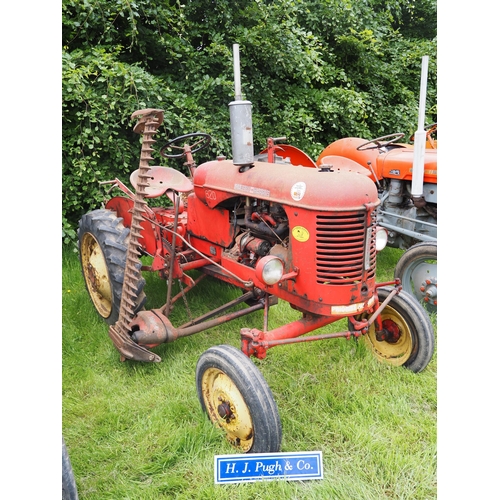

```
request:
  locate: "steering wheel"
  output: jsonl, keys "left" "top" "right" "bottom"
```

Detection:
{"left": 425, "top": 122, "right": 437, "bottom": 135}
{"left": 410, "top": 123, "right": 437, "bottom": 142}
{"left": 356, "top": 133, "right": 405, "bottom": 151}
{"left": 160, "top": 132, "right": 212, "bottom": 159}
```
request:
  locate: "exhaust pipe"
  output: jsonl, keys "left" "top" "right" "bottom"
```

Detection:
{"left": 229, "top": 44, "right": 254, "bottom": 166}
{"left": 411, "top": 55, "right": 429, "bottom": 206}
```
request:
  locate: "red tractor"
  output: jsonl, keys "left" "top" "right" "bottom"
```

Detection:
{"left": 78, "top": 46, "right": 434, "bottom": 454}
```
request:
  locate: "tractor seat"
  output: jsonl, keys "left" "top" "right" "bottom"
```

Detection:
{"left": 130, "top": 166, "right": 194, "bottom": 198}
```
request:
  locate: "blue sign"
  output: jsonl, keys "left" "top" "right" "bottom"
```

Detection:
{"left": 214, "top": 451, "right": 323, "bottom": 484}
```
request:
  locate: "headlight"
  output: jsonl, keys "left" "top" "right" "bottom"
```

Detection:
{"left": 375, "top": 227, "right": 388, "bottom": 252}
{"left": 256, "top": 256, "right": 284, "bottom": 285}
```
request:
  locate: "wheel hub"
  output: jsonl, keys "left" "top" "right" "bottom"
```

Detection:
{"left": 375, "top": 319, "right": 402, "bottom": 344}
{"left": 217, "top": 399, "right": 234, "bottom": 422}
{"left": 420, "top": 277, "right": 437, "bottom": 306}
{"left": 200, "top": 368, "right": 255, "bottom": 451}
{"left": 410, "top": 262, "right": 437, "bottom": 309}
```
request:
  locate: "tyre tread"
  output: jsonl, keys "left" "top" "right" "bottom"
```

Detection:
{"left": 196, "top": 344, "right": 282, "bottom": 453}
{"left": 378, "top": 286, "right": 434, "bottom": 373}
{"left": 78, "top": 209, "right": 146, "bottom": 325}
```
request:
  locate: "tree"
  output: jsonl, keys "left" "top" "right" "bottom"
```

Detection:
{"left": 62, "top": 0, "right": 437, "bottom": 244}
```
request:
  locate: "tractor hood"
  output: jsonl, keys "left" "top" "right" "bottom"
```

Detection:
{"left": 193, "top": 159, "right": 379, "bottom": 211}
{"left": 317, "top": 137, "right": 437, "bottom": 184}
{"left": 381, "top": 148, "right": 437, "bottom": 183}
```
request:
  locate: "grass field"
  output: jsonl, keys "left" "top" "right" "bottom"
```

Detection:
{"left": 62, "top": 245, "right": 437, "bottom": 499}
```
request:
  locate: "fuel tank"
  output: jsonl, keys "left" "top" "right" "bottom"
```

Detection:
{"left": 193, "top": 158, "right": 379, "bottom": 210}
{"left": 380, "top": 148, "right": 437, "bottom": 184}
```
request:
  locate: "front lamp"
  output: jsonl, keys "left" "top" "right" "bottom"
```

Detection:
{"left": 256, "top": 256, "right": 284, "bottom": 286}
{"left": 375, "top": 227, "right": 388, "bottom": 252}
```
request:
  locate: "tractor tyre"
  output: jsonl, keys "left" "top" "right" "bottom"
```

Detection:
{"left": 394, "top": 242, "right": 437, "bottom": 314}
{"left": 351, "top": 287, "right": 434, "bottom": 373}
{"left": 196, "top": 344, "right": 282, "bottom": 454}
{"left": 62, "top": 437, "right": 79, "bottom": 500}
{"left": 78, "top": 209, "right": 146, "bottom": 325}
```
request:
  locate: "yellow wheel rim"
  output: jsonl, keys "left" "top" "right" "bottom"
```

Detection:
{"left": 200, "top": 367, "right": 254, "bottom": 452}
{"left": 80, "top": 232, "right": 112, "bottom": 319}
{"left": 363, "top": 305, "right": 413, "bottom": 366}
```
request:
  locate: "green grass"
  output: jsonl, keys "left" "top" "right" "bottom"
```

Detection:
{"left": 62, "top": 246, "right": 437, "bottom": 499}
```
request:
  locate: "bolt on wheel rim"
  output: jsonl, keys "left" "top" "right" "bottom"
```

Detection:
{"left": 364, "top": 306, "right": 413, "bottom": 366}
{"left": 403, "top": 260, "right": 437, "bottom": 312}
{"left": 201, "top": 367, "right": 254, "bottom": 452}
{"left": 80, "top": 233, "right": 112, "bottom": 319}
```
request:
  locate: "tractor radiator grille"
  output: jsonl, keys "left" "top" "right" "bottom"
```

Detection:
{"left": 315, "top": 211, "right": 376, "bottom": 284}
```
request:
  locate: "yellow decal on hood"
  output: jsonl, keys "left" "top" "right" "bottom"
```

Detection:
{"left": 292, "top": 226, "right": 309, "bottom": 242}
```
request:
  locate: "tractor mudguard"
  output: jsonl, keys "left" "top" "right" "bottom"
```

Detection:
{"left": 106, "top": 197, "right": 158, "bottom": 255}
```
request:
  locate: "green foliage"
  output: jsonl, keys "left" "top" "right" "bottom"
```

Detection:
{"left": 62, "top": 0, "right": 437, "bottom": 243}
{"left": 63, "top": 46, "right": 160, "bottom": 232}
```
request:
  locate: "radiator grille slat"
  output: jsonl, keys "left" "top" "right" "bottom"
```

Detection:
{"left": 315, "top": 212, "right": 376, "bottom": 284}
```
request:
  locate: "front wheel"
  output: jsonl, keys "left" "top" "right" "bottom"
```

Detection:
{"left": 394, "top": 242, "right": 437, "bottom": 314}
{"left": 196, "top": 345, "right": 282, "bottom": 453}
{"left": 351, "top": 287, "right": 434, "bottom": 373}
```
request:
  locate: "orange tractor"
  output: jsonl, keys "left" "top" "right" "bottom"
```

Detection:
{"left": 78, "top": 46, "right": 434, "bottom": 453}
{"left": 316, "top": 57, "right": 437, "bottom": 313}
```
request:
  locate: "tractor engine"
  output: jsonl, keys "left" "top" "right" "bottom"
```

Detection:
{"left": 229, "top": 198, "right": 288, "bottom": 268}
{"left": 186, "top": 157, "right": 381, "bottom": 317}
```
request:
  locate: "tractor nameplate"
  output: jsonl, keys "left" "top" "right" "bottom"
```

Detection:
{"left": 234, "top": 183, "right": 270, "bottom": 197}
{"left": 331, "top": 296, "right": 375, "bottom": 315}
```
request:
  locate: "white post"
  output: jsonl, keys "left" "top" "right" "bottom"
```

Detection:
{"left": 411, "top": 55, "right": 429, "bottom": 199}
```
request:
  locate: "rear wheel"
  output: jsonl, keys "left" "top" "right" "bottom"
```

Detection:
{"left": 351, "top": 287, "right": 434, "bottom": 373}
{"left": 78, "top": 209, "right": 146, "bottom": 325}
{"left": 394, "top": 242, "right": 437, "bottom": 313}
{"left": 196, "top": 345, "right": 282, "bottom": 453}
